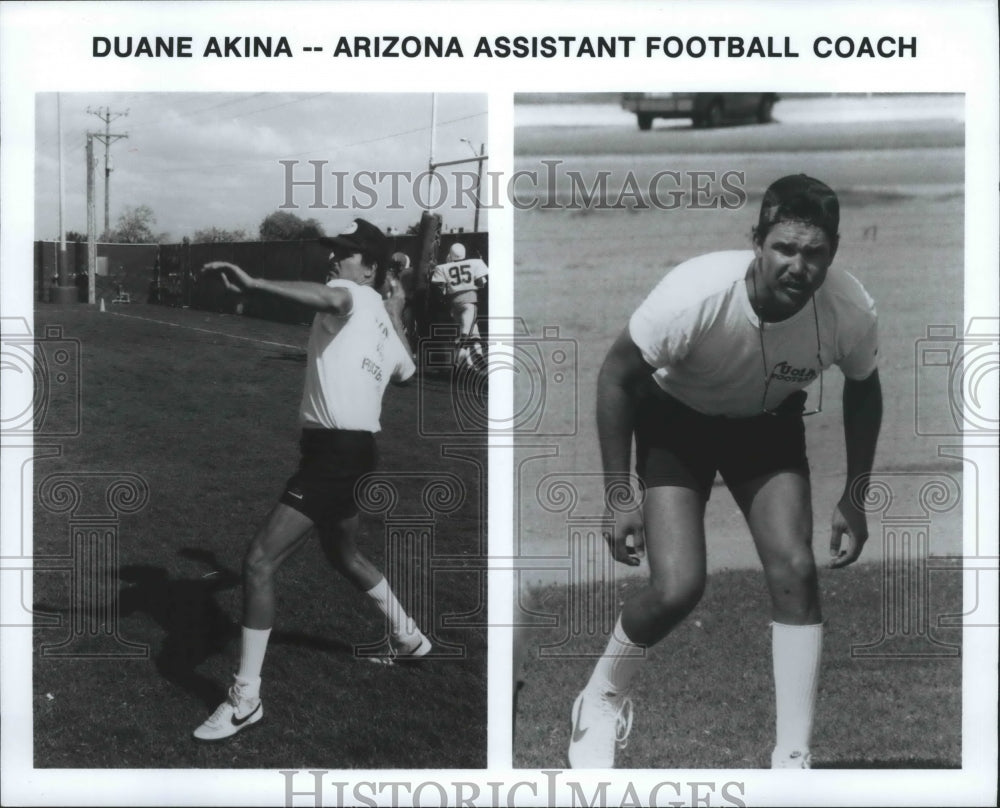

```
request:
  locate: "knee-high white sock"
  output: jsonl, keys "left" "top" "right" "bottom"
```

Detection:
{"left": 366, "top": 577, "right": 415, "bottom": 638}
{"left": 236, "top": 626, "right": 272, "bottom": 691}
{"left": 586, "top": 614, "right": 647, "bottom": 695}
{"left": 772, "top": 621, "right": 823, "bottom": 754}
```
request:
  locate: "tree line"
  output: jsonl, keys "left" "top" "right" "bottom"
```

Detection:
{"left": 65, "top": 206, "right": 328, "bottom": 244}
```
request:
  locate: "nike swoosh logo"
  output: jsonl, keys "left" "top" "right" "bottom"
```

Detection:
{"left": 287, "top": 491, "right": 304, "bottom": 500}
{"left": 231, "top": 702, "right": 261, "bottom": 727}
{"left": 571, "top": 699, "right": 588, "bottom": 743}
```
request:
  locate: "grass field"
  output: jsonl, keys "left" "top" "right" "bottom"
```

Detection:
{"left": 512, "top": 114, "right": 971, "bottom": 772}
{"left": 514, "top": 563, "right": 963, "bottom": 769}
{"left": 31, "top": 304, "right": 486, "bottom": 769}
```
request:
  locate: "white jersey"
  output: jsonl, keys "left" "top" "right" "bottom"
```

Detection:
{"left": 430, "top": 258, "right": 488, "bottom": 296}
{"left": 628, "top": 250, "right": 878, "bottom": 417}
{"left": 299, "top": 280, "right": 415, "bottom": 432}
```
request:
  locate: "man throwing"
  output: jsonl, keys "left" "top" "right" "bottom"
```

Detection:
{"left": 429, "top": 242, "right": 488, "bottom": 369}
{"left": 568, "top": 175, "right": 882, "bottom": 768}
{"left": 193, "top": 217, "right": 429, "bottom": 742}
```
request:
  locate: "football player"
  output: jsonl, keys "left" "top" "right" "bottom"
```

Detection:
{"left": 429, "top": 243, "right": 488, "bottom": 369}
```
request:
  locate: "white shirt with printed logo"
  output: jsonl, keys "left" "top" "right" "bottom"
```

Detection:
{"left": 299, "top": 280, "right": 416, "bottom": 432}
{"left": 430, "top": 258, "right": 489, "bottom": 296}
{"left": 628, "top": 250, "right": 878, "bottom": 417}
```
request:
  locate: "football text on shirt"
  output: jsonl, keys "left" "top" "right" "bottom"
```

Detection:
{"left": 769, "top": 361, "right": 818, "bottom": 383}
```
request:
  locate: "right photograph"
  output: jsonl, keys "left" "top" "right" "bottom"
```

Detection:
{"left": 512, "top": 92, "right": 965, "bottom": 770}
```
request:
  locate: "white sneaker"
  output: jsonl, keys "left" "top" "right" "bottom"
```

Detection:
{"left": 771, "top": 748, "right": 812, "bottom": 768}
{"left": 366, "top": 630, "right": 433, "bottom": 665}
{"left": 568, "top": 688, "right": 634, "bottom": 768}
{"left": 192, "top": 678, "right": 263, "bottom": 741}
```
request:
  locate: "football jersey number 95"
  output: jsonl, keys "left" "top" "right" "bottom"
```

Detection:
{"left": 431, "top": 258, "right": 488, "bottom": 295}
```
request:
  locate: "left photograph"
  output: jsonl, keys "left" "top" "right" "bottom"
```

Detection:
{"left": 29, "top": 92, "right": 488, "bottom": 768}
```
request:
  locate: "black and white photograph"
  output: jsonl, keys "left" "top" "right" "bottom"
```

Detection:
{"left": 1, "top": 2, "right": 997, "bottom": 807}
{"left": 511, "top": 92, "right": 967, "bottom": 771}
{"left": 25, "top": 91, "right": 489, "bottom": 769}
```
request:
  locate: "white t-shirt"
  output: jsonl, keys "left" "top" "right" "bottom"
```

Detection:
{"left": 430, "top": 258, "right": 489, "bottom": 296}
{"left": 628, "top": 250, "right": 878, "bottom": 417}
{"left": 299, "top": 280, "right": 416, "bottom": 432}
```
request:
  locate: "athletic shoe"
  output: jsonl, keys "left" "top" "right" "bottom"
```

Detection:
{"left": 567, "top": 688, "right": 634, "bottom": 768}
{"left": 366, "top": 630, "right": 433, "bottom": 665}
{"left": 192, "top": 678, "right": 263, "bottom": 741}
{"left": 771, "top": 748, "right": 813, "bottom": 769}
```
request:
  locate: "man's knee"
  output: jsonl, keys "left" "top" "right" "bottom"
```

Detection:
{"left": 648, "top": 575, "right": 705, "bottom": 620}
{"left": 243, "top": 544, "right": 277, "bottom": 583}
{"left": 775, "top": 547, "right": 818, "bottom": 583}
{"left": 765, "top": 547, "right": 819, "bottom": 602}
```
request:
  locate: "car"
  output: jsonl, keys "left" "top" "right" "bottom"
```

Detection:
{"left": 621, "top": 92, "right": 779, "bottom": 130}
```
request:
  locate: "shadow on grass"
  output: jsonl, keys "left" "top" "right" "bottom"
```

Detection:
{"left": 118, "top": 548, "right": 352, "bottom": 711}
{"left": 264, "top": 350, "right": 306, "bottom": 363}
{"left": 118, "top": 549, "right": 241, "bottom": 710}
{"left": 269, "top": 630, "right": 353, "bottom": 656}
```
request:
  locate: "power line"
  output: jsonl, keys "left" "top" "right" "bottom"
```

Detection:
{"left": 123, "top": 92, "right": 273, "bottom": 134}
{"left": 37, "top": 93, "right": 272, "bottom": 151}
{"left": 87, "top": 106, "right": 129, "bottom": 233}
{"left": 133, "top": 110, "right": 488, "bottom": 175}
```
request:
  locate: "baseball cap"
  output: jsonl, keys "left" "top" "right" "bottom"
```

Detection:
{"left": 757, "top": 174, "right": 839, "bottom": 241}
{"left": 319, "top": 218, "right": 389, "bottom": 257}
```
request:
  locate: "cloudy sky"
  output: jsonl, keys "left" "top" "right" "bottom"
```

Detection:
{"left": 34, "top": 92, "right": 488, "bottom": 241}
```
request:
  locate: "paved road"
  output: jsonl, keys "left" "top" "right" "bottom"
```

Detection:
{"left": 515, "top": 93, "right": 964, "bottom": 129}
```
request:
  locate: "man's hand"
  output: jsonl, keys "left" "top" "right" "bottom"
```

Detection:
{"left": 205, "top": 262, "right": 256, "bottom": 294}
{"left": 383, "top": 276, "right": 406, "bottom": 315}
{"left": 383, "top": 276, "right": 412, "bottom": 360}
{"left": 603, "top": 507, "right": 645, "bottom": 567}
{"left": 829, "top": 491, "right": 869, "bottom": 568}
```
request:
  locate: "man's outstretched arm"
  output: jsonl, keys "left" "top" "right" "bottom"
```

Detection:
{"left": 208, "top": 262, "right": 352, "bottom": 315}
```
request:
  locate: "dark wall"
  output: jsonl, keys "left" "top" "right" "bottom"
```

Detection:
{"left": 35, "top": 241, "right": 159, "bottom": 304}
{"left": 35, "top": 232, "right": 490, "bottom": 325}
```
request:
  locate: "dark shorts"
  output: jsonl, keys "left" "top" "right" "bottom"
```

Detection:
{"left": 634, "top": 379, "right": 809, "bottom": 501}
{"left": 279, "top": 429, "right": 377, "bottom": 525}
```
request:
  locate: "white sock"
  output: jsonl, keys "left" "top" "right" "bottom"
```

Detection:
{"left": 586, "top": 614, "right": 647, "bottom": 695}
{"left": 772, "top": 621, "right": 823, "bottom": 754}
{"left": 366, "top": 577, "right": 415, "bottom": 638}
{"left": 236, "top": 626, "right": 271, "bottom": 692}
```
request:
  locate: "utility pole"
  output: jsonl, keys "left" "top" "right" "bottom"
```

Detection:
{"left": 57, "top": 93, "right": 66, "bottom": 281}
{"left": 50, "top": 94, "right": 78, "bottom": 304}
{"left": 474, "top": 142, "right": 484, "bottom": 233}
{"left": 438, "top": 139, "right": 488, "bottom": 234}
{"left": 86, "top": 134, "right": 97, "bottom": 305}
{"left": 427, "top": 93, "right": 437, "bottom": 206}
{"left": 86, "top": 106, "right": 128, "bottom": 235}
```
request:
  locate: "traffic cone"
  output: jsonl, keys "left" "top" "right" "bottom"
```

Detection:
{"left": 99, "top": 298, "right": 106, "bottom": 312}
